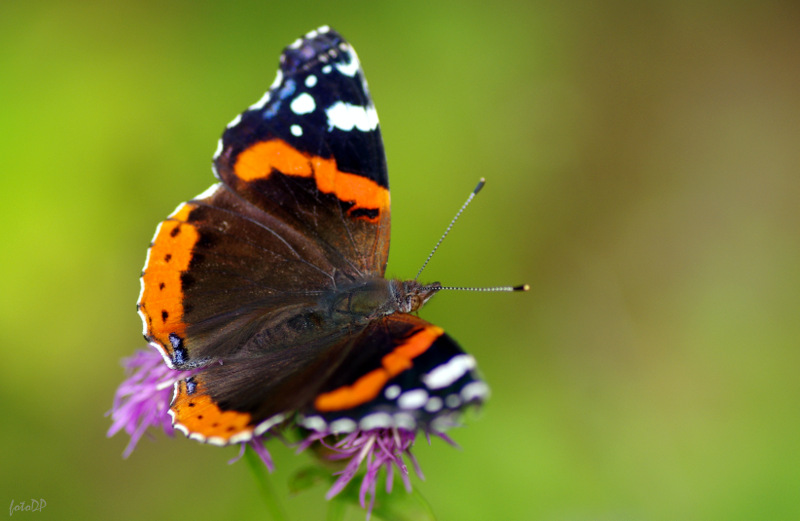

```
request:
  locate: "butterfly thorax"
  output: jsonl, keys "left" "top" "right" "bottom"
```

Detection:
{"left": 325, "top": 278, "right": 442, "bottom": 325}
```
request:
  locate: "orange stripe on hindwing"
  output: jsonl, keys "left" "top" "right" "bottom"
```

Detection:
{"left": 234, "top": 139, "right": 389, "bottom": 221}
{"left": 138, "top": 203, "right": 199, "bottom": 353}
{"left": 314, "top": 325, "right": 445, "bottom": 412}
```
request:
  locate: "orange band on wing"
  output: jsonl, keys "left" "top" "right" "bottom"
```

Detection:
{"left": 314, "top": 325, "right": 445, "bottom": 412}
{"left": 234, "top": 139, "right": 389, "bottom": 219}
{"left": 235, "top": 139, "right": 310, "bottom": 179}
{"left": 138, "top": 203, "right": 198, "bottom": 351}
{"left": 171, "top": 380, "right": 253, "bottom": 442}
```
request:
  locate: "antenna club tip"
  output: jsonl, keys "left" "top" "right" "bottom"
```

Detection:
{"left": 473, "top": 178, "right": 486, "bottom": 194}
{"left": 515, "top": 284, "right": 530, "bottom": 292}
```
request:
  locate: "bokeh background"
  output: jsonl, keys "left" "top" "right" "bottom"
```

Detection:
{"left": 2, "top": 1, "right": 799, "bottom": 520}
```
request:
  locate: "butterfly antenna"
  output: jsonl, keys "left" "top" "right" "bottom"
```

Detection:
{"left": 414, "top": 178, "right": 529, "bottom": 294}
{"left": 415, "top": 178, "right": 486, "bottom": 281}
{"left": 439, "top": 284, "right": 530, "bottom": 292}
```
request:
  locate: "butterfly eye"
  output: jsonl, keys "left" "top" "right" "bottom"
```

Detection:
{"left": 405, "top": 295, "right": 423, "bottom": 313}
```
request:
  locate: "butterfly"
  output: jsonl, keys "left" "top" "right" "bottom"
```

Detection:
{"left": 136, "top": 26, "right": 493, "bottom": 446}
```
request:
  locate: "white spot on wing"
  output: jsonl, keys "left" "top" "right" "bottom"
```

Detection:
{"left": 249, "top": 69, "right": 283, "bottom": 110}
{"left": 359, "top": 412, "right": 392, "bottom": 430}
{"left": 424, "top": 396, "right": 443, "bottom": 413}
{"left": 335, "top": 50, "right": 360, "bottom": 77}
{"left": 254, "top": 414, "right": 285, "bottom": 435}
{"left": 137, "top": 230, "right": 160, "bottom": 334}
{"left": 301, "top": 416, "right": 327, "bottom": 431}
{"left": 290, "top": 124, "right": 303, "bottom": 136}
{"left": 192, "top": 183, "right": 220, "bottom": 201}
{"left": 167, "top": 201, "right": 189, "bottom": 219}
{"left": 398, "top": 389, "right": 429, "bottom": 410}
{"left": 207, "top": 436, "right": 226, "bottom": 446}
{"left": 188, "top": 432, "right": 207, "bottom": 443}
{"left": 431, "top": 415, "right": 456, "bottom": 432}
{"left": 170, "top": 382, "right": 179, "bottom": 407}
{"left": 325, "top": 102, "right": 378, "bottom": 132}
{"left": 393, "top": 413, "right": 416, "bottom": 430}
{"left": 461, "top": 381, "right": 490, "bottom": 402}
{"left": 384, "top": 384, "right": 401, "bottom": 399}
{"left": 173, "top": 422, "right": 188, "bottom": 436}
{"left": 329, "top": 418, "right": 357, "bottom": 434}
{"left": 168, "top": 400, "right": 178, "bottom": 420}
{"left": 322, "top": 65, "right": 332, "bottom": 74}
{"left": 229, "top": 431, "right": 254, "bottom": 444}
{"left": 422, "top": 354, "right": 477, "bottom": 390}
{"left": 290, "top": 92, "right": 316, "bottom": 115}
{"left": 305, "top": 75, "right": 317, "bottom": 88}
{"left": 270, "top": 70, "right": 283, "bottom": 89}
{"left": 226, "top": 113, "right": 242, "bottom": 129}
{"left": 249, "top": 91, "right": 271, "bottom": 111}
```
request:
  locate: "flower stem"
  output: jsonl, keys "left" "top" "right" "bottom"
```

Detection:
{"left": 245, "top": 445, "right": 288, "bottom": 521}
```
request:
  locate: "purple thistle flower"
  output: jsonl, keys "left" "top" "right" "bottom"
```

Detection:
{"left": 229, "top": 438, "right": 276, "bottom": 473}
{"left": 106, "top": 348, "right": 191, "bottom": 457}
{"left": 107, "top": 347, "right": 278, "bottom": 471}
{"left": 297, "top": 427, "right": 450, "bottom": 519}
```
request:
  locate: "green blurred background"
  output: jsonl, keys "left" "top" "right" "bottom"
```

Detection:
{"left": 2, "top": 1, "right": 799, "bottom": 519}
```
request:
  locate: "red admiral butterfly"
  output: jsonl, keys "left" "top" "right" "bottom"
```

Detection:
{"left": 137, "top": 26, "right": 522, "bottom": 446}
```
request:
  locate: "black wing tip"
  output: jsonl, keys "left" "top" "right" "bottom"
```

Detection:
{"left": 280, "top": 26, "right": 348, "bottom": 74}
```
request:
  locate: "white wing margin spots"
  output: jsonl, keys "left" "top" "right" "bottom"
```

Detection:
{"left": 325, "top": 102, "right": 379, "bottom": 132}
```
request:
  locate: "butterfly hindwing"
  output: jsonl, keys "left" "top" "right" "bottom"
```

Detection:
{"left": 168, "top": 314, "right": 487, "bottom": 441}
{"left": 301, "top": 314, "right": 488, "bottom": 434}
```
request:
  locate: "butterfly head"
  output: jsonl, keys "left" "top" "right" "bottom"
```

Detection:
{"left": 394, "top": 279, "right": 442, "bottom": 314}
